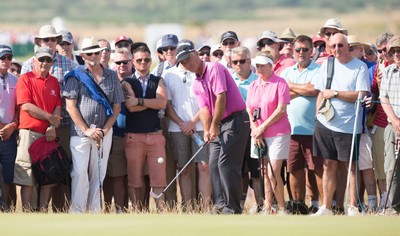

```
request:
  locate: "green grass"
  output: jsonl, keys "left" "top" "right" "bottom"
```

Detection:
{"left": 0, "top": 214, "right": 398, "bottom": 236}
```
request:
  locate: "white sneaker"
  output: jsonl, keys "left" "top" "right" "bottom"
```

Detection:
{"left": 310, "top": 205, "right": 333, "bottom": 216}
{"left": 347, "top": 205, "right": 361, "bottom": 216}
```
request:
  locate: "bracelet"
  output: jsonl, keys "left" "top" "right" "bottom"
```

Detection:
{"left": 138, "top": 98, "right": 144, "bottom": 106}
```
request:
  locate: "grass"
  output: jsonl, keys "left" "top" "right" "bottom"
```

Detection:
{"left": 0, "top": 213, "right": 398, "bottom": 236}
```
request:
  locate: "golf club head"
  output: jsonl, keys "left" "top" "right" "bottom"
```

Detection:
{"left": 150, "top": 189, "right": 163, "bottom": 199}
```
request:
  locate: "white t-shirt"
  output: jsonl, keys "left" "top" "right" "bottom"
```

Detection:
{"left": 164, "top": 66, "right": 203, "bottom": 132}
{"left": 0, "top": 72, "right": 18, "bottom": 124}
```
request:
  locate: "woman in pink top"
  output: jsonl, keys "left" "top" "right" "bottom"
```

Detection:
{"left": 246, "top": 51, "right": 291, "bottom": 214}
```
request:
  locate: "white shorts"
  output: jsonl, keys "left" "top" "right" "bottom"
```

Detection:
{"left": 358, "top": 133, "right": 373, "bottom": 171}
{"left": 251, "top": 134, "right": 291, "bottom": 160}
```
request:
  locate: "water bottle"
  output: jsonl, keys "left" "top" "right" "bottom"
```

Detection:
{"left": 158, "top": 109, "right": 165, "bottom": 119}
{"left": 192, "top": 132, "right": 205, "bottom": 147}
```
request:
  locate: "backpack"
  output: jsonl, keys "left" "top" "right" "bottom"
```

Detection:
{"left": 29, "top": 137, "right": 72, "bottom": 186}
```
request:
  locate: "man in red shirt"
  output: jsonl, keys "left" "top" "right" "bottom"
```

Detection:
{"left": 14, "top": 47, "right": 62, "bottom": 212}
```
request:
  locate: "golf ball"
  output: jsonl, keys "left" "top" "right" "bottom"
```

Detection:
{"left": 157, "top": 157, "right": 164, "bottom": 164}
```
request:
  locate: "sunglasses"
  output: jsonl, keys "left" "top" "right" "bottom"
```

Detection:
{"left": 104, "top": 48, "right": 111, "bottom": 52}
{"left": 365, "top": 50, "right": 375, "bottom": 56}
{"left": 115, "top": 60, "right": 131, "bottom": 65}
{"left": 162, "top": 47, "right": 176, "bottom": 52}
{"left": 212, "top": 52, "right": 223, "bottom": 57}
{"left": 59, "top": 42, "right": 71, "bottom": 47}
{"left": 349, "top": 46, "right": 358, "bottom": 52}
{"left": 42, "top": 37, "right": 58, "bottom": 43}
{"left": 259, "top": 39, "right": 275, "bottom": 48}
{"left": 294, "top": 47, "right": 310, "bottom": 53}
{"left": 377, "top": 47, "right": 387, "bottom": 54}
{"left": 0, "top": 55, "right": 12, "bottom": 61}
{"left": 389, "top": 48, "right": 400, "bottom": 54}
{"left": 135, "top": 58, "right": 151, "bottom": 64}
{"left": 232, "top": 59, "right": 248, "bottom": 65}
{"left": 116, "top": 43, "right": 130, "bottom": 48}
{"left": 330, "top": 43, "right": 344, "bottom": 49}
{"left": 222, "top": 40, "right": 236, "bottom": 46}
{"left": 199, "top": 51, "right": 210, "bottom": 56}
{"left": 86, "top": 51, "right": 101, "bottom": 56}
{"left": 324, "top": 32, "right": 337, "bottom": 38}
{"left": 38, "top": 56, "right": 53, "bottom": 63}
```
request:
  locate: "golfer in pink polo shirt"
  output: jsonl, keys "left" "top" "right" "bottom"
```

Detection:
{"left": 246, "top": 50, "right": 291, "bottom": 214}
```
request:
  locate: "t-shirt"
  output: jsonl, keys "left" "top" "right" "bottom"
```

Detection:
{"left": 0, "top": 72, "right": 18, "bottom": 124}
{"left": 17, "top": 70, "right": 62, "bottom": 134}
{"left": 281, "top": 61, "right": 320, "bottom": 135}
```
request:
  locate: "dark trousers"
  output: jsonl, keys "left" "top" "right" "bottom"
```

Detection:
{"left": 209, "top": 110, "right": 250, "bottom": 214}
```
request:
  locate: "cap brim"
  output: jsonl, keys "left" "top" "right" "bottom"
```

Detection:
{"left": 36, "top": 52, "right": 53, "bottom": 59}
{"left": 76, "top": 47, "right": 107, "bottom": 54}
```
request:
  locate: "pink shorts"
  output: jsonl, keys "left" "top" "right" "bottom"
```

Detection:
{"left": 125, "top": 133, "right": 166, "bottom": 188}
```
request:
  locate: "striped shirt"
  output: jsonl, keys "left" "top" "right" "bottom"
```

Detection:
{"left": 380, "top": 64, "right": 400, "bottom": 119}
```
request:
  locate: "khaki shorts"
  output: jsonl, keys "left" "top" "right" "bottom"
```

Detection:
{"left": 371, "top": 126, "right": 386, "bottom": 180}
{"left": 107, "top": 136, "right": 127, "bottom": 177}
{"left": 14, "top": 129, "right": 43, "bottom": 186}
{"left": 358, "top": 133, "right": 373, "bottom": 171}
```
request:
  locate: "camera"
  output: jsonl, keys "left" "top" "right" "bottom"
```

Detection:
{"left": 253, "top": 107, "right": 261, "bottom": 122}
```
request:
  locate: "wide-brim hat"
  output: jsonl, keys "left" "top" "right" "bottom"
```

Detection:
{"left": 76, "top": 37, "right": 106, "bottom": 54}
{"left": 387, "top": 35, "right": 400, "bottom": 53}
{"left": 34, "top": 25, "right": 62, "bottom": 46}
{"left": 319, "top": 19, "right": 348, "bottom": 36}
{"left": 279, "top": 28, "right": 296, "bottom": 41}
{"left": 347, "top": 35, "right": 370, "bottom": 52}
{"left": 257, "top": 31, "right": 286, "bottom": 49}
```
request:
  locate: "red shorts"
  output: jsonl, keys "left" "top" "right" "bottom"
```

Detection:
{"left": 125, "top": 132, "right": 167, "bottom": 188}
{"left": 287, "top": 135, "right": 322, "bottom": 172}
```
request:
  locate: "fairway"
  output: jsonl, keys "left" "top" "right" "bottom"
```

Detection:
{"left": 0, "top": 214, "right": 398, "bottom": 236}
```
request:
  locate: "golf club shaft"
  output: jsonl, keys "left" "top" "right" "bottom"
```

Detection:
{"left": 384, "top": 137, "right": 400, "bottom": 210}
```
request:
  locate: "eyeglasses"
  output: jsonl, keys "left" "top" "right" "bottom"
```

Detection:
{"left": 330, "top": 43, "right": 344, "bottom": 49}
{"left": 0, "top": 55, "right": 12, "bottom": 61}
{"left": 389, "top": 48, "right": 400, "bottom": 54}
{"left": 38, "top": 56, "right": 53, "bottom": 63}
{"left": 259, "top": 39, "right": 275, "bottom": 48}
{"left": 104, "top": 48, "right": 111, "bottom": 52}
{"left": 294, "top": 48, "right": 310, "bottom": 53}
{"left": 115, "top": 60, "right": 131, "bottom": 65}
{"left": 222, "top": 40, "right": 236, "bottom": 46}
{"left": 377, "top": 47, "right": 387, "bottom": 54}
{"left": 349, "top": 46, "right": 358, "bottom": 52}
{"left": 232, "top": 59, "right": 248, "bottom": 65}
{"left": 162, "top": 47, "right": 176, "bottom": 52}
{"left": 59, "top": 42, "right": 71, "bottom": 47}
{"left": 365, "top": 50, "right": 375, "bottom": 56}
{"left": 86, "top": 51, "right": 101, "bottom": 56}
{"left": 42, "top": 37, "right": 58, "bottom": 43}
{"left": 135, "top": 58, "right": 151, "bottom": 64}
{"left": 116, "top": 43, "right": 130, "bottom": 48}
{"left": 324, "top": 32, "right": 338, "bottom": 38}
{"left": 199, "top": 51, "right": 210, "bottom": 56}
{"left": 212, "top": 52, "right": 223, "bottom": 57}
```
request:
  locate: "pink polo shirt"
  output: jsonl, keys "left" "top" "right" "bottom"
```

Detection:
{"left": 273, "top": 54, "right": 296, "bottom": 76}
{"left": 246, "top": 74, "right": 291, "bottom": 138}
{"left": 193, "top": 62, "right": 246, "bottom": 119}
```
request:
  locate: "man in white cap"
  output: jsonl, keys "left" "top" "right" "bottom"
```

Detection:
{"left": 197, "top": 44, "right": 211, "bottom": 62}
{"left": 15, "top": 46, "right": 62, "bottom": 212}
{"left": 21, "top": 25, "right": 76, "bottom": 212}
{"left": 210, "top": 44, "right": 223, "bottom": 62}
{"left": 63, "top": 37, "right": 124, "bottom": 213}
{"left": 256, "top": 30, "right": 296, "bottom": 76}
{"left": 0, "top": 45, "right": 19, "bottom": 211}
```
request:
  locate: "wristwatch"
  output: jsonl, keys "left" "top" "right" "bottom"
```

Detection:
{"left": 333, "top": 91, "right": 338, "bottom": 98}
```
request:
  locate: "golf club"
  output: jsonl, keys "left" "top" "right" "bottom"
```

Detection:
{"left": 97, "top": 138, "right": 103, "bottom": 211}
{"left": 257, "top": 145, "right": 265, "bottom": 201}
{"left": 383, "top": 137, "right": 400, "bottom": 213}
{"left": 150, "top": 141, "right": 209, "bottom": 199}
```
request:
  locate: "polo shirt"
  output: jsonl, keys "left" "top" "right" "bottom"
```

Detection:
{"left": 17, "top": 70, "right": 62, "bottom": 134}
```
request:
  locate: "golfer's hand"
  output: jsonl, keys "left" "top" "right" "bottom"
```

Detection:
{"left": 208, "top": 124, "right": 220, "bottom": 142}
{"left": 45, "top": 126, "right": 57, "bottom": 142}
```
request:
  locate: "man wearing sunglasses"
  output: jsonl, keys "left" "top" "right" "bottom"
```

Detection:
{"left": 231, "top": 46, "right": 262, "bottom": 213}
{"left": 15, "top": 47, "right": 62, "bottom": 212}
{"left": 219, "top": 31, "right": 240, "bottom": 76}
{"left": 63, "top": 37, "right": 124, "bottom": 213}
{"left": 280, "top": 35, "right": 322, "bottom": 214}
{"left": 317, "top": 19, "right": 348, "bottom": 63}
{"left": 0, "top": 45, "right": 19, "bottom": 211}
{"left": 312, "top": 33, "right": 370, "bottom": 216}
{"left": 256, "top": 30, "right": 295, "bottom": 76}
{"left": 380, "top": 35, "right": 400, "bottom": 215}
{"left": 21, "top": 24, "right": 75, "bottom": 212}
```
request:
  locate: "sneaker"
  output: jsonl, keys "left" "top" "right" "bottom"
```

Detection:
{"left": 310, "top": 205, "right": 333, "bottom": 216}
{"left": 276, "top": 208, "right": 289, "bottom": 216}
{"left": 347, "top": 205, "right": 361, "bottom": 216}
{"left": 332, "top": 205, "right": 345, "bottom": 215}
{"left": 308, "top": 206, "right": 319, "bottom": 214}
{"left": 249, "top": 205, "right": 263, "bottom": 214}
{"left": 379, "top": 207, "right": 399, "bottom": 216}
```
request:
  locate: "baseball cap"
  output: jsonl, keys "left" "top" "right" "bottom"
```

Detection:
{"left": 160, "top": 34, "right": 179, "bottom": 48}
{"left": 220, "top": 31, "right": 239, "bottom": 43}
{"left": 210, "top": 44, "right": 222, "bottom": 55}
{"left": 58, "top": 30, "right": 73, "bottom": 44}
{"left": 115, "top": 35, "right": 133, "bottom": 45}
{"left": 0, "top": 45, "right": 13, "bottom": 58}
{"left": 175, "top": 39, "right": 195, "bottom": 65}
{"left": 257, "top": 31, "right": 286, "bottom": 49}
{"left": 197, "top": 44, "right": 211, "bottom": 52}
{"left": 35, "top": 46, "right": 54, "bottom": 59}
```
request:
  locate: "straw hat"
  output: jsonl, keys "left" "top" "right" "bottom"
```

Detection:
{"left": 76, "top": 37, "right": 106, "bottom": 54}
{"left": 319, "top": 19, "right": 348, "bottom": 36}
{"left": 279, "top": 28, "right": 296, "bottom": 41}
{"left": 34, "top": 25, "right": 62, "bottom": 46}
{"left": 347, "top": 35, "right": 370, "bottom": 52}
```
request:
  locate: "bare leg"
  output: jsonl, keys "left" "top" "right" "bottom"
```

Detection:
{"left": 322, "top": 159, "right": 338, "bottom": 209}
{"left": 20, "top": 185, "right": 33, "bottom": 212}
{"left": 113, "top": 176, "right": 128, "bottom": 212}
{"left": 39, "top": 185, "right": 53, "bottom": 212}
{"left": 197, "top": 162, "right": 211, "bottom": 211}
{"left": 289, "top": 168, "right": 305, "bottom": 201}
{"left": 269, "top": 160, "right": 285, "bottom": 209}
{"left": 178, "top": 163, "right": 195, "bottom": 211}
